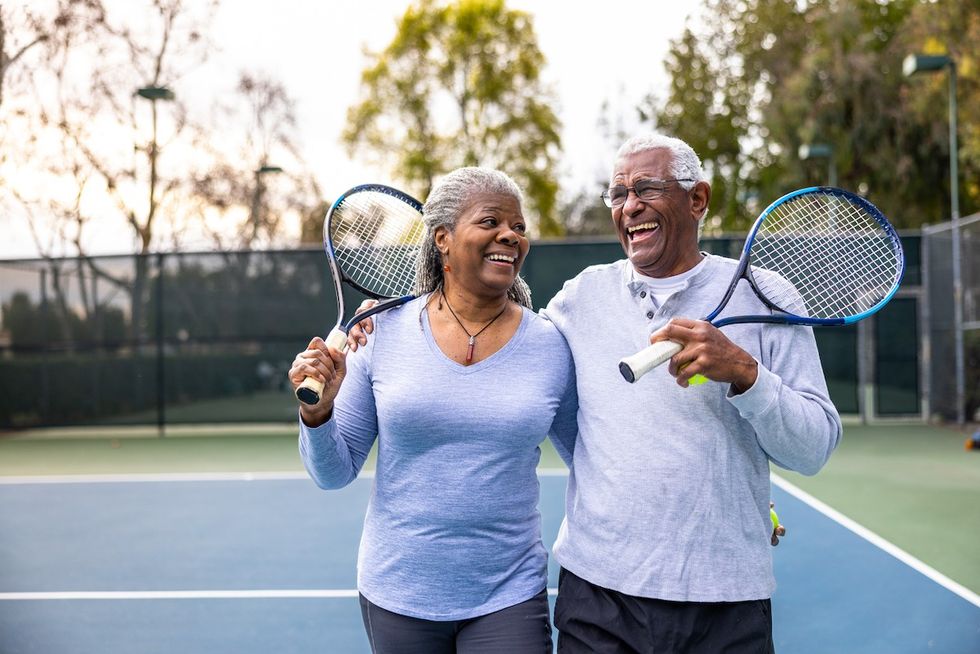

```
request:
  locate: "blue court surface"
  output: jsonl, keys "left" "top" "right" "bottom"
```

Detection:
{"left": 1, "top": 472, "right": 978, "bottom": 653}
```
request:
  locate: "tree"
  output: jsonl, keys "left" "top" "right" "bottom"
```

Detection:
{"left": 898, "top": 0, "right": 980, "bottom": 224}
{"left": 188, "top": 72, "right": 322, "bottom": 251}
{"left": 1, "top": 288, "right": 125, "bottom": 349}
{"left": 560, "top": 190, "right": 616, "bottom": 237}
{"left": 0, "top": 0, "right": 109, "bottom": 257}
{"left": 561, "top": 94, "right": 639, "bottom": 238}
{"left": 1, "top": 0, "right": 221, "bottom": 342}
{"left": 646, "top": 24, "right": 756, "bottom": 233}
{"left": 0, "top": 1, "right": 106, "bottom": 110}
{"left": 343, "top": 0, "right": 564, "bottom": 235}
{"left": 646, "top": 0, "right": 979, "bottom": 232}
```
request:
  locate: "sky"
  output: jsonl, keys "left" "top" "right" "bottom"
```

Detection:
{"left": 1, "top": 0, "right": 698, "bottom": 258}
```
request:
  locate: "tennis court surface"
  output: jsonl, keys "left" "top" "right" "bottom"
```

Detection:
{"left": 1, "top": 449, "right": 978, "bottom": 653}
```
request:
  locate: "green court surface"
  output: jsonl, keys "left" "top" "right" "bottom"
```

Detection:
{"left": 0, "top": 426, "right": 306, "bottom": 475}
{"left": 0, "top": 423, "right": 571, "bottom": 475}
{"left": 2, "top": 421, "right": 977, "bottom": 594}
{"left": 96, "top": 391, "right": 301, "bottom": 426}
{"left": 776, "top": 423, "right": 980, "bottom": 595}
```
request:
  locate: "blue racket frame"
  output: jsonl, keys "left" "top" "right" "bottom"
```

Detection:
{"left": 709, "top": 186, "right": 905, "bottom": 328}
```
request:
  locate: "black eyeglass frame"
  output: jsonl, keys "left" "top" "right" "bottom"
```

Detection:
{"left": 600, "top": 178, "right": 697, "bottom": 208}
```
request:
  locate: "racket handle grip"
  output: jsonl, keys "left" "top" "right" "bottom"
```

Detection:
{"left": 618, "top": 340, "right": 682, "bottom": 383}
{"left": 295, "top": 329, "right": 350, "bottom": 405}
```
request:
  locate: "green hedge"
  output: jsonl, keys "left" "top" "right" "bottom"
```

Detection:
{"left": 0, "top": 343, "right": 299, "bottom": 428}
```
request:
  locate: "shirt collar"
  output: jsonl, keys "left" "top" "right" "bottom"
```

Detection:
{"left": 623, "top": 253, "right": 713, "bottom": 296}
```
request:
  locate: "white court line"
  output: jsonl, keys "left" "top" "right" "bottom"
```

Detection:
{"left": 771, "top": 473, "right": 980, "bottom": 608}
{"left": 0, "top": 471, "right": 311, "bottom": 484}
{"left": 0, "top": 588, "right": 560, "bottom": 601}
{"left": 5, "top": 469, "right": 972, "bottom": 607}
{"left": 0, "top": 590, "right": 358, "bottom": 600}
{"left": 537, "top": 468, "right": 570, "bottom": 476}
{"left": 0, "top": 470, "right": 568, "bottom": 602}
{"left": 0, "top": 469, "right": 571, "bottom": 485}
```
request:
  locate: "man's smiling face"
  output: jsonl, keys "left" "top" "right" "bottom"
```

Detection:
{"left": 610, "top": 148, "right": 706, "bottom": 278}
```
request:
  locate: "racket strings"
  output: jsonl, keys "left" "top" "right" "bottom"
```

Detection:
{"left": 749, "top": 193, "right": 902, "bottom": 319}
{"left": 759, "top": 229, "right": 886, "bottom": 318}
{"left": 329, "top": 193, "right": 425, "bottom": 298}
{"left": 767, "top": 226, "right": 883, "bottom": 316}
{"left": 756, "top": 201, "right": 896, "bottom": 317}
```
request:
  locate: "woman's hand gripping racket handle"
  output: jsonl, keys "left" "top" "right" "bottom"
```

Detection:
{"left": 294, "top": 295, "right": 415, "bottom": 405}
{"left": 295, "top": 329, "right": 349, "bottom": 405}
{"left": 618, "top": 340, "right": 682, "bottom": 383}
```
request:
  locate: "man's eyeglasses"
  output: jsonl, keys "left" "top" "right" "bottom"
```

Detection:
{"left": 601, "top": 178, "right": 696, "bottom": 208}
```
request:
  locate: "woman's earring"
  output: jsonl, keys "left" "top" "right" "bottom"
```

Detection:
{"left": 442, "top": 252, "right": 450, "bottom": 272}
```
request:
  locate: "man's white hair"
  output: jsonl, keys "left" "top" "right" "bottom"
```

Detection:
{"left": 614, "top": 133, "right": 707, "bottom": 190}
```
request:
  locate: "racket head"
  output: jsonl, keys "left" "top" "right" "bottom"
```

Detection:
{"left": 741, "top": 186, "right": 904, "bottom": 324}
{"left": 324, "top": 184, "right": 425, "bottom": 302}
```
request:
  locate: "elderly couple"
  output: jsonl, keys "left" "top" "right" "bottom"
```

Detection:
{"left": 289, "top": 133, "right": 841, "bottom": 653}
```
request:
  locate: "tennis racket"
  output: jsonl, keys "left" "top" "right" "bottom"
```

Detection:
{"left": 618, "top": 186, "right": 905, "bottom": 383}
{"left": 295, "top": 183, "right": 425, "bottom": 405}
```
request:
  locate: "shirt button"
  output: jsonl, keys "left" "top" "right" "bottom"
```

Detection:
{"left": 646, "top": 311, "right": 654, "bottom": 319}
{"left": 640, "top": 291, "right": 647, "bottom": 298}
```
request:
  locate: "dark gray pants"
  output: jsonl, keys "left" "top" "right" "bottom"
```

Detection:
{"left": 555, "top": 568, "right": 775, "bottom": 654}
{"left": 359, "top": 589, "right": 552, "bottom": 654}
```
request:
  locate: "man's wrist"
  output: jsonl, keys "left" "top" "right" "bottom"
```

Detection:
{"left": 731, "top": 360, "right": 759, "bottom": 395}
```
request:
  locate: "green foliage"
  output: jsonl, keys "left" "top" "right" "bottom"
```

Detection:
{"left": 652, "top": 25, "right": 754, "bottom": 231}
{"left": 560, "top": 191, "right": 617, "bottom": 237}
{"left": 343, "top": 0, "right": 564, "bottom": 235}
{"left": 0, "top": 251, "right": 331, "bottom": 428}
{"left": 148, "top": 252, "right": 330, "bottom": 343}
{"left": 650, "top": 0, "right": 979, "bottom": 232}
{"left": 0, "top": 252, "right": 330, "bottom": 351}
{"left": 0, "top": 349, "right": 282, "bottom": 428}
{"left": 2, "top": 291, "right": 126, "bottom": 347}
{"left": 2, "top": 293, "right": 54, "bottom": 346}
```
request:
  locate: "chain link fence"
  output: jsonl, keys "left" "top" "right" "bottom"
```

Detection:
{"left": 0, "top": 237, "right": 923, "bottom": 430}
{"left": 923, "top": 213, "right": 980, "bottom": 422}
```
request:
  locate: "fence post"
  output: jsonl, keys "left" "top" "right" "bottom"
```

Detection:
{"left": 39, "top": 269, "right": 50, "bottom": 419}
{"left": 857, "top": 320, "right": 873, "bottom": 423}
{"left": 156, "top": 253, "right": 165, "bottom": 437}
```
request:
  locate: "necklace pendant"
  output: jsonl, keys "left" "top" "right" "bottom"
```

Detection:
{"left": 440, "top": 292, "right": 507, "bottom": 366}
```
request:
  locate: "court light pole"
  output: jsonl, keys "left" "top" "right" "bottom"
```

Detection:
{"left": 134, "top": 85, "right": 176, "bottom": 225}
{"left": 136, "top": 86, "right": 176, "bottom": 102}
{"left": 135, "top": 85, "right": 175, "bottom": 438}
{"left": 798, "top": 142, "right": 837, "bottom": 187}
{"left": 800, "top": 141, "right": 871, "bottom": 419}
{"left": 904, "top": 53, "right": 964, "bottom": 425}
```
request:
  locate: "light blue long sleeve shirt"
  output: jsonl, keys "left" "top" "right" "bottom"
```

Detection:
{"left": 542, "top": 255, "right": 842, "bottom": 602}
{"left": 299, "top": 296, "right": 578, "bottom": 620}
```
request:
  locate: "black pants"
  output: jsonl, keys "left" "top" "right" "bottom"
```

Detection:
{"left": 554, "top": 568, "right": 775, "bottom": 654}
{"left": 359, "top": 589, "right": 552, "bottom": 654}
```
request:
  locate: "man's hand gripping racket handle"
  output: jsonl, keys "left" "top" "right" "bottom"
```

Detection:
{"left": 295, "top": 329, "right": 349, "bottom": 405}
{"left": 618, "top": 340, "right": 683, "bottom": 383}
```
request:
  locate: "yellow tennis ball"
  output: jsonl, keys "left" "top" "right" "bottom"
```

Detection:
{"left": 689, "top": 374, "right": 709, "bottom": 386}
{"left": 770, "top": 508, "right": 780, "bottom": 531}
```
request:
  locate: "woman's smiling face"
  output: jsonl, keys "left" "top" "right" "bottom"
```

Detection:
{"left": 436, "top": 192, "right": 529, "bottom": 296}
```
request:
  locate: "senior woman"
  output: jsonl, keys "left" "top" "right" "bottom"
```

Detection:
{"left": 288, "top": 167, "right": 577, "bottom": 654}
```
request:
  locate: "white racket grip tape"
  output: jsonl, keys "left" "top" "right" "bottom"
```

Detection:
{"left": 325, "top": 328, "right": 350, "bottom": 352}
{"left": 295, "top": 329, "right": 351, "bottom": 405}
{"left": 618, "top": 340, "right": 682, "bottom": 383}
